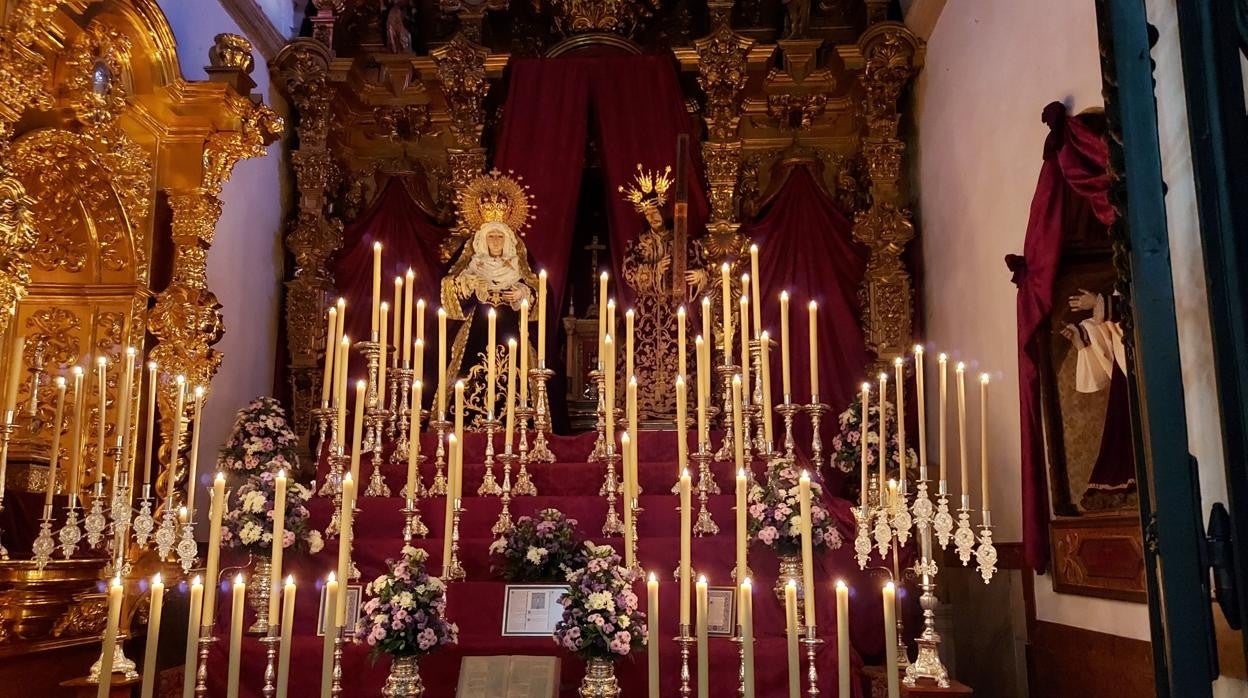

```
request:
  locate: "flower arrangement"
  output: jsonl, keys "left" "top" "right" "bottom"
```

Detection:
{"left": 216, "top": 396, "right": 300, "bottom": 476}
{"left": 488, "top": 508, "right": 587, "bottom": 582}
{"left": 359, "top": 546, "right": 459, "bottom": 659}
{"left": 553, "top": 543, "right": 647, "bottom": 660}
{"left": 221, "top": 469, "right": 323, "bottom": 556}
{"left": 748, "top": 463, "right": 844, "bottom": 556}
{"left": 830, "top": 396, "right": 918, "bottom": 503}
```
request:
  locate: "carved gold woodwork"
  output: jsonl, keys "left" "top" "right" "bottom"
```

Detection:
{"left": 433, "top": 34, "right": 491, "bottom": 149}
{"left": 695, "top": 24, "right": 754, "bottom": 141}
{"left": 853, "top": 23, "right": 922, "bottom": 362}
{"left": 536, "top": 0, "right": 658, "bottom": 37}
{"left": 0, "top": 172, "right": 36, "bottom": 332}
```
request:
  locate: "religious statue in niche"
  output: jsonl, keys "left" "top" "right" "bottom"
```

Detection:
{"left": 441, "top": 170, "right": 538, "bottom": 422}
{"left": 783, "top": 0, "right": 811, "bottom": 39}
{"left": 382, "top": 0, "right": 413, "bottom": 53}
{"left": 1059, "top": 288, "right": 1136, "bottom": 509}
{"left": 618, "top": 164, "right": 710, "bottom": 420}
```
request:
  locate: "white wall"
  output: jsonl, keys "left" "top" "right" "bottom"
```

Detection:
{"left": 161, "top": 0, "right": 289, "bottom": 518}
{"left": 910, "top": 0, "right": 1154, "bottom": 646}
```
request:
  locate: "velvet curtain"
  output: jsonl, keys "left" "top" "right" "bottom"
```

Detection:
{"left": 1009, "top": 102, "right": 1115, "bottom": 571}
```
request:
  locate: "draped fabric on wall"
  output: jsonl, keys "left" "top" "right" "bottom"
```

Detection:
{"left": 1008, "top": 102, "right": 1115, "bottom": 571}
{"left": 494, "top": 55, "right": 709, "bottom": 324}
{"left": 745, "top": 163, "right": 869, "bottom": 427}
{"left": 332, "top": 178, "right": 448, "bottom": 388}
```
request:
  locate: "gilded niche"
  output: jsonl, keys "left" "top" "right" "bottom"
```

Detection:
{"left": 59, "top": 22, "right": 131, "bottom": 129}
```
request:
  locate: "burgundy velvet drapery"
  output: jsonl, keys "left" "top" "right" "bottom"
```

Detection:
{"left": 745, "top": 164, "right": 869, "bottom": 422}
{"left": 1010, "top": 102, "right": 1115, "bottom": 571}
{"left": 332, "top": 178, "right": 448, "bottom": 387}
{"left": 494, "top": 55, "right": 708, "bottom": 321}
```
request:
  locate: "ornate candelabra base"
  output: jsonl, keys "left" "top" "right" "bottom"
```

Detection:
{"left": 600, "top": 451, "right": 623, "bottom": 537}
{"left": 365, "top": 409, "right": 393, "bottom": 497}
{"left": 804, "top": 401, "right": 829, "bottom": 470}
{"left": 491, "top": 452, "right": 516, "bottom": 536}
{"left": 904, "top": 575, "right": 949, "bottom": 688}
{"left": 529, "top": 366, "right": 556, "bottom": 463}
{"left": 428, "top": 420, "right": 450, "bottom": 496}
{"left": 512, "top": 407, "right": 538, "bottom": 496}
{"left": 194, "top": 625, "right": 215, "bottom": 697}
{"left": 477, "top": 417, "right": 502, "bottom": 496}
{"left": 676, "top": 625, "right": 693, "bottom": 698}
{"left": 714, "top": 364, "right": 740, "bottom": 463}
{"left": 261, "top": 635, "right": 280, "bottom": 698}
{"left": 776, "top": 401, "right": 800, "bottom": 459}
{"left": 802, "top": 627, "right": 822, "bottom": 696}
{"left": 89, "top": 635, "right": 139, "bottom": 683}
{"left": 691, "top": 448, "right": 719, "bottom": 536}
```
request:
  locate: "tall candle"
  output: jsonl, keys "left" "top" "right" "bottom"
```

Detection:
{"left": 700, "top": 296, "right": 712, "bottom": 373}
{"left": 186, "top": 386, "right": 205, "bottom": 513}
{"left": 437, "top": 307, "right": 447, "bottom": 419}
{"left": 141, "top": 362, "right": 156, "bottom": 487}
{"left": 276, "top": 576, "right": 296, "bottom": 698}
{"left": 519, "top": 299, "right": 529, "bottom": 407}
{"left": 883, "top": 581, "right": 899, "bottom": 698}
{"left": 807, "top": 301, "right": 819, "bottom": 402}
{"left": 915, "top": 346, "right": 927, "bottom": 481}
{"left": 97, "top": 576, "right": 123, "bottom": 698}
{"left": 749, "top": 244, "right": 762, "bottom": 337}
{"left": 413, "top": 338, "right": 425, "bottom": 391}
{"left": 335, "top": 473, "right": 355, "bottom": 626}
{"left": 1, "top": 334, "right": 22, "bottom": 418}
{"left": 139, "top": 574, "right": 164, "bottom": 698}
{"left": 181, "top": 576, "right": 202, "bottom": 698}
{"left": 956, "top": 363, "right": 968, "bottom": 502}
{"left": 453, "top": 381, "right": 464, "bottom": 500}
{"left": 403, "top": 270, "right": 414, "bottom": 366}
{"left": 393, "top": 276, "right": 403, "bottom": 367}
{"left": 597, "top": 272, "right": 608, "bottom": 367}
{"left": 648, "top": 572, "right": 660, "bottom": 697}
{"left": 416, "top": 298, "right": 426, "bottom": 343}
{"left": 44, "top": 377, "right": 66, "bottom": 509}
{"left": 486, "top": 307, "right": 497, "bottom": 415}
{"left": 604, "top": 335, "right": 615, "bottom": 447}
{"left": 320, "top": 573, "right": 338, "bottom": 698}
{"left": 938, "top": 354, "right": 948, "bottom": 488}
{"left": 371, "top": 241, "right": 382, "bottom": 339}
{"left": 378, "top": 302, "right": 389, "bottom": 402}
{"left": 696, "top": 576, "right": 709, "bottom": 698}
{"left": 441, "top": 434, "right": 457, "bottom": 574}
{"left": 226, "top": 573, "right": 245, "bottom": 698}
{"left": 321, "top": 307, "right": 336, "bottom": 405}
{"left": 779, "top": 291, "right": 791, "bottom": 401}
{"left": 505, "top": 338, "right": 517, "bottom": 448}
{"left": 860, "top": 383, "right": 870, "bottom": 508}
{"left": 350, "top": 380, "right": 366, "bottom": 484}
{"left": 679, "top": 468, "right": 691, "bottom": 625}
{"left": 695, "top": 336, "right": 707, "bottom": 448}
{"left": 675, "top": 376, "right": 688, "bottom": 477}
{"left": 203, "top": 471, "right": 226, "bottom": 623}
{"left": 336, "top": 337, "right": 350, "bottom": 439}
{"left": 732, "top": 374, "right": 745, "bottom": 472}
{"left": 607, "top": 299, "right": 616, "bottom": 357}
{"left": 760, "top": 331, "right": 773, "bottom": 445}
{"left": 677, "top": 306, "right": 687, "bottom": 379}
{"left": 837, "top": 580, "right": 850, "bottom": 698}
{"left": 878, "top": 372, "right": 888, "bottom": 502}
{"left": 94, "top": 357, "right": 107, "bottom": 492}
{"left": 739, "top": 276, "right": 751, "bottom": 351}
{"left": 115, "top": 347, "right": 135, "bottom": 488}
{"left": 625, "top": 308, "right": 635, "bottom": 380}
{"left": 786, "top": 580, "right": 800, "bottom": 698}
{"left": 739, "top": 294, "right": 750, "bottom": 404}
{"left": 980, "top": 373, "right": 990, "bottom": 514}
{"left": 627, "top": 376, "right": 638, "bottom": 470}
{"left": 334, "top": 297, "right": 346, "bottom": 350}
{"left": 894, "top": 357, "right": 905, "bottom": 493}
{"left": 268, "top": 469, "right": 288, "bottom": 627}
{"left": 741, "top": 578, "right": 755, "bottom": 698}
{"left": 537, "top": 269, "right": 548, "bottom": 365}
{"left": 68, "top": 366, "right": 84, "bottom": 504}
{"left": 621, "top": 431, "right": 634, "bottom": 570}
{"left": 735, "top": 465, "right": 747, "bottom": 581}
{"left": 407, "top": 380, "right": 423, "bottom": 499}
{"left": 798, "top": 471, "right": 816, "bottom": 625}
{"left": 720, "top": 263, "right": 732, "bottom": 365}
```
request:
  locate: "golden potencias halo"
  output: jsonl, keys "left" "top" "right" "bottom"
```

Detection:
{"left": 456, "top": 168, "right": 534, "bottom": 235}
{"left": 618, "top": 162, "right": 673, "bottom": 213}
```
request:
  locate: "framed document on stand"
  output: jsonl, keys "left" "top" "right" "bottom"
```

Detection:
{"left": 501, "top": 585, "right": 570, "bottom": 637}
{"left": 316, "top": 584, "right": 361, "bottom": 636}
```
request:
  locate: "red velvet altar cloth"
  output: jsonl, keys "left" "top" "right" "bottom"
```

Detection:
{"left": 1010, "top": 103, "right": 1115, "bottom": 571}
{"left": 204, "top": 431, "right": 912, "bottom": 697}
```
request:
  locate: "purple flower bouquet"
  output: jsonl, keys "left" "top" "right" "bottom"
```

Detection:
{"left": 553, "top": 543, "right": 647, "bottom": 660}
{"left": 747, "top": 463, "right": 844, "bottom": 556}
{"left": 830, "top": 396, "right": 918, "bottom": 503}
{"left": 489, "top": 508, "right": 587, "bottom": 582}
{"left": 359, "top": 546, "right": 459, "bottom": 660}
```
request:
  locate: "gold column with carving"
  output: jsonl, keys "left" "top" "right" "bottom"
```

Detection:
{"left": 853, "top": 23, "right": 923, "bottom": 363}
{"left": 695, "top": 22, "right": 754, "bottom": 264}
{"left": 433, "top": 32, "right": 492, "bottom": 261}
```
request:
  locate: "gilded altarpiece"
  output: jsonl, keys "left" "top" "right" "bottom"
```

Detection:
{"left": 276, "top": 0, "right": 923, "bottom": 438}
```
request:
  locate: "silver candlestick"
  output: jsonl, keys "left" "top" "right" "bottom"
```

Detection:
{"left": 714, "top": 364, "right": 740, "bottom": 463}
{"left": 492, "top": 450, "right": 515, "bottom": 536}
{"left": 601, "top": 448, "right": 624, "bottom": 536}
{"left": 933, "top": 480, "right": 954, "bottom": 549}
{"left": 194, "top": 624, "right": 215, "bottom": 697}
{"left": 132, "top": 484, "right": 155, "bottom": 549}
{"left": 363, "top": 407, "right": 392, "bottom": 497}
{"left": 32, "top": 506, "right": 55, "bottom": 570}
{"left": 691, "top": 447, "right": 719, "bottom": 536}
{"left": 953, "top": 494, "right": 975, "bottom": 565}
{"left": 804, "top": 400, "right": 829, "bottom": 470}
{"left": 802, "top": 626, "right": 822, "bottom": 696}
{"left": 776, "top": 400, "right": 800, "bottom": 460}
{"left": 676, "top": 624, "right": 693, "bottom": 697}
{"left": 904, "top": 522, "right": 948, "bottom": 688}
{"left": 588, "top": 368, "right": 607, "bottom": 462}
{"left": 261, "top": 635, "right": 280, "bottom": 698}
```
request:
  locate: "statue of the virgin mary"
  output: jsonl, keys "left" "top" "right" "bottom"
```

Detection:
{"left": 441, "top": 170, "right": 538, "bottom": 421}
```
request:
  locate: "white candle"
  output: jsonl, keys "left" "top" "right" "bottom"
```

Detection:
{"left": 505, "top": 339, "right": 517, "bottom": 449}
{"left": 393, "top": 276, "right": 403, "bottom": 367}
{"left": 378, "top": 302, "right": 389, "bottom": 403}
{"left": 45, "top": 377, "right": 66, "bottom": 509}
{"left": 760, "top": 331, "right": 773, "bottom": 445}
{"left": 350, "top": 380, "right": 366, "bottom": 484}
{"left": 837, "top": 580, "right": 850, "bottom": 698}
{"left": 741, "top": 578, "right": 755, "bottom": 698}
{"left": 915, "top": 346, "right": 927, "bottom": 482}
{"left": 181, "top": 576, "right": 202, "bottom": 698}
{"left": 807, "top": 301, "right": 819, "bottom": 402}
{"left": 720, "top": 263, "right": 732, "bottom": 366}
{"left": 140, "top": 574, "right": 164, "bottom": 698}
{"left": 407, "top": 380, "right": 423, "bottom": 499}
{"left": 226, "top": 574, "right": 245, "bottom": 698}
{"left": 894, "top": 357, "right": 905, "bottom": 493}
{"left": 878, "top": 372, "right": 888, "bottom": 503}
{"left": 938, "top": 354, "right": 948, "bottom": 488}
{"left": 695, "top": 336, "right": 707, "bottom": 448}
{"left": 487, "top": 307, "right": 497, "bottom": 415}
{"left": 679, "top": 468, "right": 691, "bottom": 626}
{"left": 749, "top": 244, "right": 762, "bottom": 337}
{"left": 980, "top": 373, "right": 991, "bottom": 514}
{"left": 141, "top": 361, "right": 157, "bottom": 488}
{"left": 519, "top": 299, "right": 529, "bottom": 407}
{"left": 677, "top": 306, "right": 687, "bottom": 380}
{"left": 597, "top": 272, "right": 608, "bottom": 368}
{"left": 335, "top": 473, "right": 355, "bottom": 626}
{"left": 647, "top": 572, "right": 660, "bottom": 697}
{"left": 696, "top": 576, "right": 709, "bottom": 698}
{"left": 538, "top": 269, "right": 548, "bottom": 365}
{"left": 441, "top": 434, "right": 457, "bottom": 574}
{"left": 185, "top": 386, "right": 205, "bottom": 514}
{"left": 883, "top": 581, "right": 899, "bottom": 698}
{"left": 604, "top": 335, "right": 615, "bottom": 447}
{"left": 957, "top": 363, "right": 968, "bottom": 502}
{"left": 860, "top": 383, "right": 870, "bottom": 508}
{"left": 320, "top": 573, "right": 338, "bottom": 698}
{"left": 97, "top": 576, "right": 123, "bottom": 698}
{"left": 735, "top": 464, "right": 747, "bottom": 582}
{"left": 780, "top": 291, "right": 791, "bottom": 401}
{"left": 371, "top": 241, "right": 382, "bottom": 339}
{"left": 94, "top": 357, "right": 108, "bottom": 493}
{"left": 798, "top": 471, "right": 816, "bottom": 625}
{"left": 739, "top": 294, "right": 750, "bottom": 404}
{"left": 321, "top": 307, "right": 337, "bottom": 406}
{"left": 403, "top": 269, "right": 414, "bottom": 367}
{"left": 625, "top": 308, "right": 635, "bottom": 380}
{"left": 700, "top": 296, "right": 712, "bottom": 376}
{"left": 276, "top": 576, "right": 296, "bottom": 698}
{"left": 68, "top": 367, "right": 84, "bottom": 505}
{"left": 268, "top": 469, "right": 287, "bottom": 628}
{"left": 437, "top": 307, "right": 448, "bottom": 419}
{"left": 168, "top": 374, "right": 186, "bottom": 505}
{"left": 785, "top": 580, "right": 800, "bottom": 698}
{"left": 739, "top": 274, "right": 751, "bottom": 348}
{"left": 2, "top": 335, "right": 24, "bottom": 417}
{"left": 676, "top": 376, "right": 688, "bottom": 481}
{"left": 621, "top": 431, "right": 634, "bottom": 571}
{"left": 203, "top": 472, "right": 225, "bottom": 624}
{"left": 416, "top": 298, "right": 425, "bottom": 343}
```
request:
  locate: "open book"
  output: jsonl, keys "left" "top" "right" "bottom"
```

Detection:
{"left": 455, "top": 655, "right": 560, "bottom": 698}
